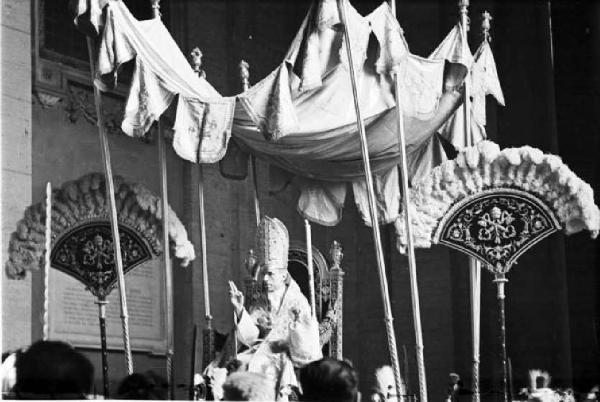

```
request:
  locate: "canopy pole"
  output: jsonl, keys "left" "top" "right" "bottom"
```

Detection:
{"left": 190, "top": 47, "right": 215, "bottom": 368}
{"left": 251, "top": 157, "right": 261, "bottom": 225}
{"left": 158, "top": 124, "right": 175, "bottom": 399}
{"left": 151, "top": 1, "right": 175, "bottom": 398}
{"left": 239, "top": 60, "right": 261, "bottom": 226}
{"left": 86, "top": 36, "right": 134, "bottom": 375}
{"left": 457, "top": 2, "right": 483, "bottom": 401}
{"left": 304, "top": 219, "right": 316, "bottom": 318}
{"left": 508, "top": 356, "right": 514, "bottom": 402}
{"left": 336, "top": 0, "right": 403, "bottom": 399}
{"left": 237, "top": 59, "right": 261, "bottom": 358}
{"left": 389, "top": 1, "right": 428, "bottom": 400}
{"left": 43, "top": 182, "right": 51, "bottom": 341}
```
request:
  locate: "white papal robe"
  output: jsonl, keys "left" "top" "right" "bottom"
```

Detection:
{"left": 235, "top": 278, "right": 322, "bottom": 399}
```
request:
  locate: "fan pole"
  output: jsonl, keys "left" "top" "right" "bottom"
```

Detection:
{"left": 493, "top": 273, "right": 509, "bottom": 402}
{"left": 95, "top": 297, "right": 110, "bottom": 398}
{"left": 189, "top": 325, "right": 199, "bottom": 400}
{"left": 337, "top": 0, "right": 404, "bottom": 399}
{"left": 85, "top": 37, "right": 134, "bottom": 375}
{"left": 388, "top": 1, "right": 428, "bottom": 400}
{"left": 469, "top": 257, "right": 481, "bottom": 402}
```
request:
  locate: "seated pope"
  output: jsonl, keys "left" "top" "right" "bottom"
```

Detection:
{"left": 226, "top": 216, "right": 323, "bottom": 400}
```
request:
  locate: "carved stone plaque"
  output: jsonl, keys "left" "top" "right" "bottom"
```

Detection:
{"left": 48, "top": 257, "right": 167, "bottom": 354}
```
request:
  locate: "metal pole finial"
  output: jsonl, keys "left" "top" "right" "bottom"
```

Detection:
{"left": 246, "top": 248, "right": 257, "bottom": 278}
{"left": 329, "top": 241, "right": 344, "bottom": 270}
{"left": 482, "top": 11, "right": 492, "bottom": 42}
{"left": 190, "top": 47, "right": 206, "bottom": 79}
{"left": 458, "top": 0, "right": 470, "bottom": 32}
{"left": 239, "top": 60, "right": 250, "bottom": 92}
{"left": 150, "top": 0, "right": 161, "bottom": 19}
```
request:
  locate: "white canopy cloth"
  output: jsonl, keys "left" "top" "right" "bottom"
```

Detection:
{"left": 95, "top": 0, "right": 480, "bottom": 226}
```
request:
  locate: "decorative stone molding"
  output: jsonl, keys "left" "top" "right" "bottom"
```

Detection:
{"left": 5, "top": 173, "right": 195, "bottom": 280}
{"left": 62, "top": 81, "right": 173, "bottom": 142}
{"left": 36, "top": 91, "right": 63, "bottom": 109}
{"left": 64, "top": 82, "right": 126, "bottom": 137}
{"left": 396, "top": 141, "right": 600, "bottom": 265}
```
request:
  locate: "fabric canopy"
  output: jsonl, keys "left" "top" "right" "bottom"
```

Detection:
{"left": 92, "top": 0, "right": 503, "bottom": 226}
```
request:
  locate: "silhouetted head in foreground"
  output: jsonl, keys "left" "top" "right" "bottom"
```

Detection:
{"left": 222, "top": 371, "right": 276, "bottom": 401}
{"left": 299, "top": 357, "right": 359, "bottom": 402}
{"left": 117, "top": 371, "right": 168, "bottom": 400}
{"left": 14, "top": 340, "right": 94, "bottom": 399}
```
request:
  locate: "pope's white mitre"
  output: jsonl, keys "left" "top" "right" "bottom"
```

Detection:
{"left": 256, "top": 216, "right": 289, "bottom": 269}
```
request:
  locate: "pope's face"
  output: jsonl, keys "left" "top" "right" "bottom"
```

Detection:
{"left": 261, "top": 266, "right": 287, "bottom": 292}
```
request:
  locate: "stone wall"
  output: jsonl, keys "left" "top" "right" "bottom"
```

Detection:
{"left": 2, "top": 0, "right": 32, "bottom": 352}
{"left": 29, "top": 90, "right": 191, "bottom": 392}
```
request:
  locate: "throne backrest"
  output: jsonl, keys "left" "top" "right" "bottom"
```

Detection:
{"left": 287, "top": 240, "right": 329, "bottom": 322}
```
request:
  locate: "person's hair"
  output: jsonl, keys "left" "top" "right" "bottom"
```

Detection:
{"left": 2, "top": 351, "right": 15, "bottom": 362}
{"left": 299, "top": 357, "right": 359, "bottom": 402}
{"left": 117, "top": 371, "right": 168, "bottom": 400}
{"left": 222, "top": 371, "right": 275, "bottom": 401}
{"left": 14, "top": 340, "right": 94, "bottom": 399}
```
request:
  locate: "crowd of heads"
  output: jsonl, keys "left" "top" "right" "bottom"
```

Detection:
{"left": 2, "top": 340, "right": 600, "bottom": 401}
{"left": 1, "top": 340, "right": 169, "bottom": 400}
{"left": 0, "top": 340, "right": 361, "bottom": 401}
{"left": 200, "top": 356, "right": 359, "bottom": 401}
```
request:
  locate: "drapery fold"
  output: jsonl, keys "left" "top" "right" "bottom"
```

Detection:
{"left": 90, "top": 0, "right": 500, "bottom": 227}
{"left": 433, "top": 23, "right": 505, "bottom": 150}
{"left": 97, "top": 1, "right": 235, "bottom": 163}
{"left": 471, "top": 40, "right": 505, "bottom": 127}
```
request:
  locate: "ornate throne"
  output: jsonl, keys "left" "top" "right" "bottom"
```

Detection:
{"left": 242, "top": 240, "right": 345, "bottom": 359}
{"left": 201, "top": 240, "right": 345, "bottom": 375}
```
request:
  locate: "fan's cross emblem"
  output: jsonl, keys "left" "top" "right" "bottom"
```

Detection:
{"left": 477, "top": 206, "right": 516, "bottom": 244}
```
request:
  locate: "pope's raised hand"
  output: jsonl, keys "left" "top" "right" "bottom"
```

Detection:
{"left": 228, "top": 281, "right": 244, "bottom": 317}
